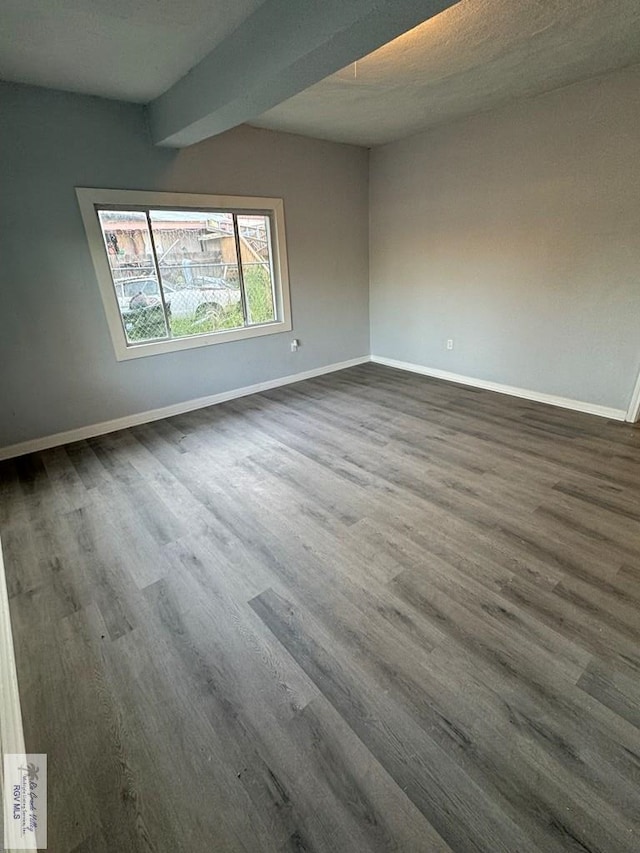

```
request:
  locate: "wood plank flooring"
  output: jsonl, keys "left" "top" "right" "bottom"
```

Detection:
{"left": 1, "top": 363, "right": 639, "bottom": 852}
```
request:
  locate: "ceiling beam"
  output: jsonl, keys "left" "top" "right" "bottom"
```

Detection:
{"left": 147, "top": 0, "right": 459, "bottom": 148}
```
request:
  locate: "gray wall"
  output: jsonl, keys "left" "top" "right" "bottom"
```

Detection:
{"left": 0, "top": 83, "right": 369, "bottom": 448}
{"left": 369, "top": 64, "right": 640, "bottom": 411}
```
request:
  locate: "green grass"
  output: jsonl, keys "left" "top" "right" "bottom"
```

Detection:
{"left": 245, "top": 265, "right": 275, "bottom": 325}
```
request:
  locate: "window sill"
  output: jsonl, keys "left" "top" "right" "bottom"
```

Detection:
{"left": 111, "top": 317, "right": 293, "bottom": 361}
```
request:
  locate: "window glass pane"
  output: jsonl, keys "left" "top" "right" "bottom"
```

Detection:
{"left": 149, "top": 210, "right": 244, "bottom": 337}
{"left": 97, "top": 210, "right": 169, "bottom": 343}
{"left": 238, "top": 214, "right": 276, "bottom": 325}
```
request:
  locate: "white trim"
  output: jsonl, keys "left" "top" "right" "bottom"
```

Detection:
{"left": 0, "top": 357, "right": 369, "bottom": 461}
{"left": 0, "top": 534, "right": 27, "bottom": 821}
{"left": 371, "top": 356, "right": 627, "bottom": 421}
{"left": 625, "top": 368, "right": 640, "bottom": 423}
{"left": 75, "top": 188, "right": 292, "bottom": 361}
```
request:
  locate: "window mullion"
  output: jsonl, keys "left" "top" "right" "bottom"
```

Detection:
{"left": 266, "top": 214, "right": 278, "bottom": 318}
{"left": 145, "top": 210, "right": 173, "bottom": 338}
{"left": 232, "top": 213, "right": 249, "bottom": 325}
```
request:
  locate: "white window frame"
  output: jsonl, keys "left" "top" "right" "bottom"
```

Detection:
{"left": 76, "top": 188, "right": 292, "bottom": 361}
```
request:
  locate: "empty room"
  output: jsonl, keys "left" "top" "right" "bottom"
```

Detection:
{"left": 1, "top": 1, "right": 640, "bottom": 851}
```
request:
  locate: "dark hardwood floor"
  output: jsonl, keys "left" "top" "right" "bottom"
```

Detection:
{"left": 1, "top": 363, "right": 639, "bottom": 852}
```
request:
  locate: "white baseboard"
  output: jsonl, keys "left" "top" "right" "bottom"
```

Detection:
{"left": 371, "top": 355, "right": 627, "bottom": 421}
{"left": 0, "top": 356, "right": 369, "bottom": 461}
{"left": 0, "top": 534, "right": 26, "bottom": 763}
{"left": 0, "top": 353, "right": 629, "bottom": 461}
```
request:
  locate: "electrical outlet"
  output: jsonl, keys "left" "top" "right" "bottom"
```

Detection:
{"left": 446, "top": 339, "right": 454, "bottom": 350}
{"left": 290, "top": 339, "right": 300, "bottom": 352}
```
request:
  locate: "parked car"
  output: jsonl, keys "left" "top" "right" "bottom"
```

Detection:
{"left": 125, "top": 291, "right": 168, "bottom": 339}
{"left": 114, "top": 276, "right": 238, "bottom": 322}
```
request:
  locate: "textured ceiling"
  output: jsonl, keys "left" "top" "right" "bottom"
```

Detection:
{"left": 0, "top": 0, "right": 267, "bottom": 101}
{"left": 251, "top": 0, "right": 640, "bottom": 146}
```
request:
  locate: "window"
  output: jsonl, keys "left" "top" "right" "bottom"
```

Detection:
{"left": 77, "top": 189, "right": 292, "bottom": 360}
